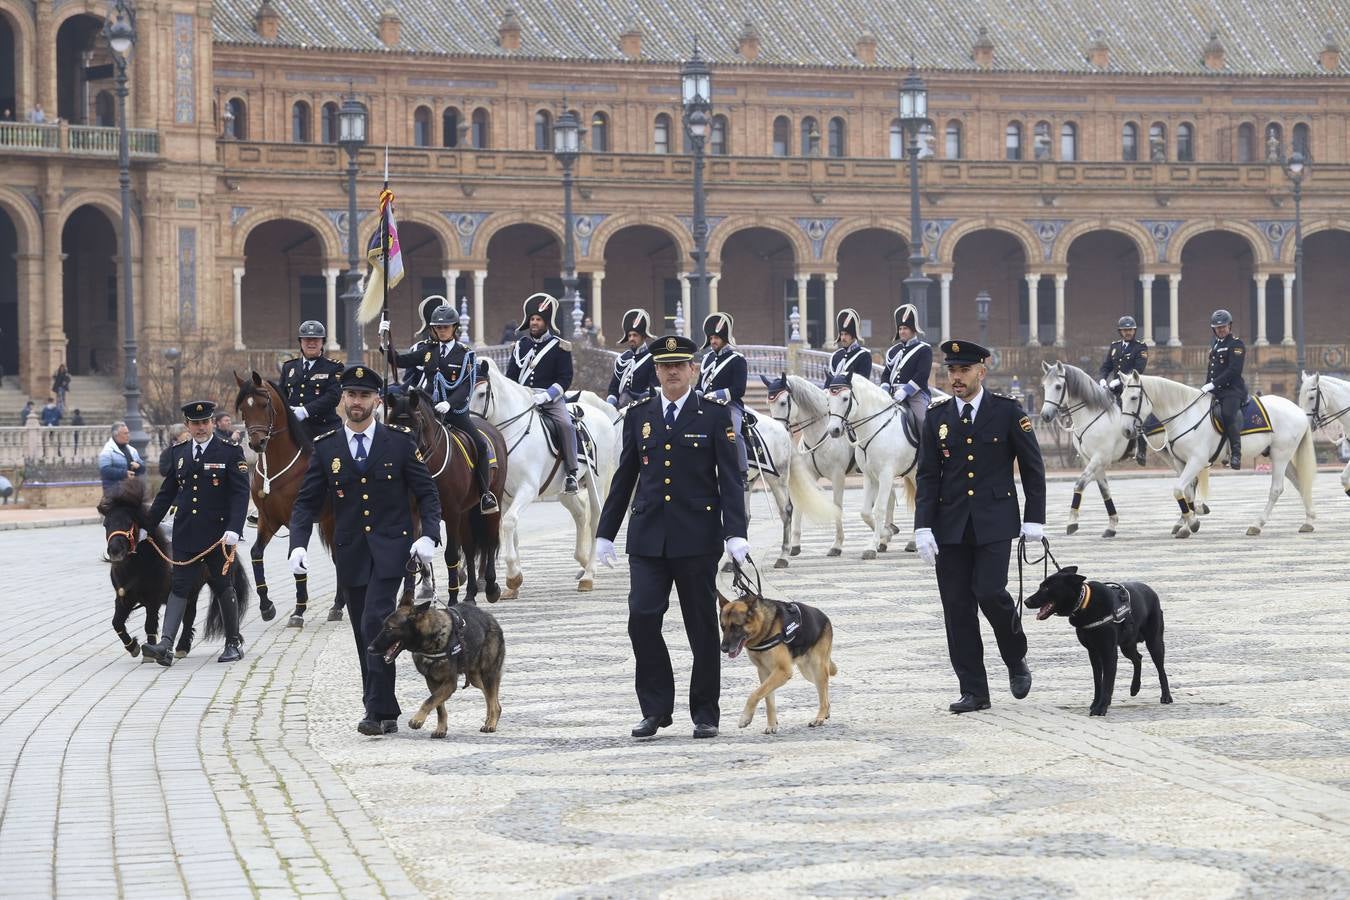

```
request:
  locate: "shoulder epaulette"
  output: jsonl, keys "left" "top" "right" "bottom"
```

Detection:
{"left": 636, "top": 392, "right": 657, "bottom": 405}
{"left": 558, "top": 339, "right": 573, "bottom": 352}
{"left": 387, "top": 423, "right": 414, "bottom": 435}
{"left": 929, "top": 397, "right": 951, "bottom": 409}
{"left": 326, "top": 355, "right": 343, "bottom": 365}
{"left": 314, "top": 428, "right": 339, "bottom": 441}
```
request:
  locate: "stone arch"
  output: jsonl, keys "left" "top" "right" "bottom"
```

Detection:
{"left": 471, "top": 209, "right": 564, "bottom": 261}
{"left": 0, "top": 1, "right": 35, "bottom": 116}
{"left": 705, "top": 214, "right": 812, "bottom": 266}
{"left": 58, "top": 189, "right": 140, "bottom": 256}
{"left": 936, "top": 218, "right": 1040, "bottom": 269}
{"left": 230, "top": 206, "right": 339, "bottom": 260}
{"left": 588, "top": 211, "right": 691, "bottom": 266}
{"left": 1052, "top": 219, "right": 1154, "bottom": 268}
{"left": 820, "top": 216, "right": 909, "bottom": 265}
{"left": 0, "top": 186, "right": 40, "bottom": 255}
{"left": 1280, "top": 218, "right": 1350, "bottom": 265}
{"left": 1170, "top": 219, "right": 1269, "bottom": 267}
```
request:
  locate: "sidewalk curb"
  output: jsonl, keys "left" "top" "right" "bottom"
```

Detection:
{"left": 0, "top": 515, "right": 101, "bottom": 531}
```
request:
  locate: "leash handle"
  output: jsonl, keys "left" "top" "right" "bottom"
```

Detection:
{"left": 1015, "top": 535, "right": 1059, "bottom": 635}
{"left": 730, "top": 554, "right": 762, "bottom": 598}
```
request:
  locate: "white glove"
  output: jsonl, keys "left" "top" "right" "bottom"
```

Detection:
{"left": 289, "top": 547, "right": 308, "bottom": 574}
{"left": 725, "top": 536, "right": 750, "bottom": 563}
{"left": 547, "top": 384, "right": 563, "bottom": 401}
{"left": 1098, "top": 378, "right": 1108, "bottom": 388}
{"left": 378, "top": 319, "right": 390, "bottom": 336}
{"left": 1201, "top": 383, "right": 1215, "bottom": 394}
{"left": 137, "top": 528, "right": 148, "bottom": 543}
{"left": 1108, "top": 379, "right": 1121, "bottom": 390}
{"left": 914, "top": 527, "right": 939, "bottom": 566}
{"left": 411, "top": 535, "right": 437, "bottom": 564}
{"left": 532, "top": 390, "right": 550, "bottom": 406}
{"left": 710, "top": 388, "right": 731, "bottom": 404}
{"left": 1021, "top": 522, "right": 1044, "bottom": 541}
{"left": 290, "top": 406, "right": 308, "bottom": 421}
{"left": 596, "top": 537, "right": 618, "bottom": 568}
{"left": 223, "top": 530, "right": 240, "bottom": 547}
{"left": 434, "top": 401, "right": 450, "bottom": 415}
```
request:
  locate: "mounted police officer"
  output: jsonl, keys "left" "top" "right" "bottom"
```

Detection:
{"left": 596, "top": 334, "right": 749, "bottom": 740}
{"left": 827, "top": 308, "right": 872, "bottom": 386}
{"left": 1204, "top": 308, "right": 1247, "bottom": 470}
{"left": 142, "top": 400, "right": 251, "bottom": 666}
{"left": 506, "top": 293, "right": 579, "bottom": 495}
{"left": 383, "top": 300, "right": 498, "bottom": 514}
{"left": 607, "top": 308, "right": 659, "bottom": 408}
{"left": 287, "top": 365, "right": 442, "bottom": 736}
{"left": 281, "top": 320, "right": 344, "bottom": 438}
{"left": 914, "top": 341, "right": 1046, "bottom": 714}
{"left": 699, "top": 312, "right": 749, "bottom": 484}
{"left": 880, "top": 302, "right": 933, "bottom": 429}
{"left": 1098, "top": 315, "right": 1150, "bottom": 465}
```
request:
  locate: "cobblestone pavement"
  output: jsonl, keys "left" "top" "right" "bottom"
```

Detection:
{"left": 3, "top": 472, "right": 1349, "bottom": 897}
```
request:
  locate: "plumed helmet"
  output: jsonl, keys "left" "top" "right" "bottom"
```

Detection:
{"left": 1117, "top": 315, "right": 1137, "bottom": 330}
{"left": 297, "top": 320, "right": 326, "bottom": 340}
{"left": 519, "top": 292, "right": 561, "bottom": 335}
{"left": 429, "top": 304, "right": 460, "bottom": 327}
{"left": 836, "top": 308, "right": 861, "bottom": 340}
{"left": 893, "top": 303, "right": 923, "bottom": 339}
{"left": 701, "top": 312, "right": 735, "bottom": 349}
{"left": 1210, "top": 309, "right": 1233, "bottom": 328}
{"left": 617, "top": 308, "right": 652, "bottom": 344}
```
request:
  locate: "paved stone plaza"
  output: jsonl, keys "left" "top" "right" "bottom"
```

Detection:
{"left": 2, "top": 471, "right": 1349, "bottom": 898}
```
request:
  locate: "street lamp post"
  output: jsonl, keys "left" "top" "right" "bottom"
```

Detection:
{"left": 1283, "top": 152, "right": 1308, "bottom": 373}
{"left": 898, "top": 65, "right": 933, "bottom": 334}
{"left": 552, "top": 107, "right": 584, "bottom": 338}
{"left": 337, "top": 88, "right": 368, "bottom": 364}
{"left": 104, "top": 0, "right": 146, "bottom": 453}
{"left": 682, "top": 40, "right": 712, "bottom": 333}
{"left": 975, "top": 290, "right": 992, "bottom": 349}
{"left": 163, "top": 347, "right": 183, "bottom": 414}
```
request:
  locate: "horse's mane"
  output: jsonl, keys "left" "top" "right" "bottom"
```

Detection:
{"left": 1136, "top": 374, "right": 1200, "bottom": 407}
{"left": 1060, "top": 364, "right": 1117, "bottom": 413}
{"left": 845, "top": 372, "right": 892, "bottom": 405}
{"left": 234, "top": 378, "right": 314, "bottom": 452}
{"left": 785, "top": 375, "right": 828, "bottom": 415}
{"left": 96, "top": 476, "right": 148, "bottom": 520}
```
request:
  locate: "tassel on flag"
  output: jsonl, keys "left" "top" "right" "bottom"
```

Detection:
{"left": 358, "top": 185, "right": 404, "bottom": 323}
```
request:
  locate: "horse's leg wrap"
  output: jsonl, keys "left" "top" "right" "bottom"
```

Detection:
{"left": 115, "top": 626, "right": 139, "bottom": 656}
{"left": 1071, "top": 490, "right": 1083, "bottom": 510}
{"left": 251, "top": 546, "right": 269, "bottom": 606}
{"left": 1103, "top": 497, "right": 1118, "bottom": 518}
{"left": 294, "top": 573, "right": 309, "bottom": 614}
{"left": 1175, "top": 497, "right": 1190, "bottom": 516}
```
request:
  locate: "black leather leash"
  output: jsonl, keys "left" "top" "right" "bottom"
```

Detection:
{"left": 1015, "top": 536, "right": 1059, "bottom": 635}
{"left": 730, "top": 555, "right": 762, "bottom": 598}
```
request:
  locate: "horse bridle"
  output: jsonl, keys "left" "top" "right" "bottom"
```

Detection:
{"left": 476, "top": 372, "right": 538, "bottom": 455}
{"left": 827, "top": 385, "right": 899, "bottom": 453}
{"left": 246, "top": 381, "right": 304, "bottom": 495}
{"left": 106, "top": 524, "right": 139, "bottom": 554}
{"left": 388, "top": 392, "right": 454, "bottom": 479}
{"left": 244, "top": 382, "right": 286, "bottom": 446}
{"left": 1308, "top": 382, "right": 1350, "bottom": 432}
{"left": 1120, "top": 380, "right": 1209, "bottom": 443}
{"left": 1042, "top": 375, "right": 1086, "bottom": 424}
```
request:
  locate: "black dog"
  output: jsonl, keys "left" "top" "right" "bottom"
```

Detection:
{"left": 1024, "top": 566, "right": 1172, "bottom": 716}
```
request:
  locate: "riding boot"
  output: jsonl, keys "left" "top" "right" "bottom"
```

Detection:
{"left": 1134, "top": 429, "right": 1148, "bottom": 466}
{"left": 473, "top": 440, "right": 498, "bottom": 513}
{"left": 144, "top": 593, "right": 189, "bottom": 667}
{"left": 1229, "top": 436, "right": 1242, "bottom": 470}
{"left": 563, "top": 472, "right": 579, "bottom": 494}
{"left": 216, "top": 589, "right": 243, "bottom": 663}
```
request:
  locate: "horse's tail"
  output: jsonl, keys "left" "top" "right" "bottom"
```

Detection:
{"left": 1291, "top": 425, "right": 1318, "bottom": 519}
{"left": 901, "top": 472, "right": 917, "bottom": 512}
{"left": 1195, "top": 466, "right": 1210, "bottom": 505}
{"left": 787, "top": 454, "right": 836, "bottom": 524}
{"left": 204, "top": 554, "right": 253, "bottom": 640}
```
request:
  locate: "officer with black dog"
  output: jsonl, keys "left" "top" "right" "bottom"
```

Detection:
{"left": 1204, "top": 308, "right": 1247, "bottom": 470}
{"left": 142, "top": 400, "right": 251, "bottom": 666}
{"left": 914, "top": 341, "right": 1046, "bottom": 714}
{"left": 827, "top": 308, "right": 872, "bottom": 385}
{"left": 281, "top": 319, "right": 344, "bottom": 438}
{"left": 507, "top": 293, "right": 579, "bottom": 494}
{"left": 699, "top": 312, "right": 749, "bottom": 484}
{"left": 596, "top": 334, "right": 749, "bottom": 740}
{"left": 1098, "top": 315, "right": 1149, "bottom": 465}
{"left": 288, "top": 365, "right": 442, "bottom": 736}
{"left": 607, "top": 308, "right": 660, "bottom": 408}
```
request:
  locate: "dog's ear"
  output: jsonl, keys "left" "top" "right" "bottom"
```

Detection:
{"left": 716, "top": 590, "right": 729, "bottom": 609}
{"left": 414, "top": 601, "right": 433, "bottom": 616}
{"left": 742, "top": 593, "right": 759, "bottom": 609}
{"left": 397, "top": 589, "right": 414, "bottom": 608}
{"left": 1060, "top": 566, "right": 1078, "bottom": 576}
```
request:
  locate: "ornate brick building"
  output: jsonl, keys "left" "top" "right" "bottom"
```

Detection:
{"left": 2, "top": 0, "right": 1349, "bottom": 402}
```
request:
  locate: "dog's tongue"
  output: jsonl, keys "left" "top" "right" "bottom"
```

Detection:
{"left": 727, "top": 640, "right": 745, "bottom": 659}
{"left": 383, "top": 640, "right": 402, "bottom": 663}
{"left": 1036, "top": 605, "right": 1055, "bottom": 621}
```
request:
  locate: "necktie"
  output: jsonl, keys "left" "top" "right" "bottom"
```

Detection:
{"left": 665, "top": 403, "right": 677, "bottom": 429}
{"left": 194, "top": 443, "right": 203, "bottom": 462}
{"left": 304, "top": 359, "right": 312, "bottom": 373}
{"left": 960, "top": 403, "right": 972, "bottom": 425}
{"left": 353, "top": 432, "right": 368, "bottom": 472}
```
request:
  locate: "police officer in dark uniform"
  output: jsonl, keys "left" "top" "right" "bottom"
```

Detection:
{"left": 699, "top": 313, "right": 749, "bottom": 482}
{"left": 507, "top": 293, "right": 579, "bottom": 494}
{"left": 384, "top": 302, "right": 498, "bottom": 513}
{"left": 880, "top": 303, "right": 933, "bottom": 429}
{"left": 287, "top": 365, "right": 442, "bottom": 736}
{"left": 827, "top": 308, "right": 872, "bottom": 385}
{"left": 1098, "top": 315, "right": 1150, "bottom": 465}
{"left": 596, "top": 335, "right": 749, "bottom": 740}
{"left": 607, "top": 308, "right": 660, "bottom": 408}
{"left": 1204, "top": 308, "right": 1247, "bottom": 470}
{"left": 141, "top": 400, "right": 251, "bottom": 666}
{"left": 914, "top": 341, "right": 1046, "bottom": 713}
{"left": 281, "top": 320, "right": 344, "bottom": 438}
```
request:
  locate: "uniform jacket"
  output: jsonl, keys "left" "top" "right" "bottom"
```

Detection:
{"left": 698, "top": 347, "right": 748, "bottom": 408}
{"left": 280, "top": 354, "right": 344, "bottom": 432}
{"left": 914, "top": 393, "right": 1046, "bottom": 545}
{"left": 880, "top": 339, "right": 932, "bottom": 395}
{"left": 1098, "top": 339, "right": 1149, "bottom": 381}
{"left": 608, "top": 343, "right": 659, "bottom": 401}
{"left": 289, "top": 422, "right": 442, "bottom": 585}
{"left": 147, "top": 436, "right": 250, "bottom": 558}
{"left": 827, "top": 344, "right": 872, "bottom": 384}
{"left": 599, "top": 392, "right": 747, "bottom": 558}
{"left": 506, "top": 334, "right": 573, "bottom": 392}
{"left": 1206, "top": 334, "right": 1247, "bottom": 398}
{"left": 393, "top": 339, "right": 477, "bottom": 412}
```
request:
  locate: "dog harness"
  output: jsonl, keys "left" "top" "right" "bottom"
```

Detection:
{"left": 415, "top": 606, "right": 464, "bottom": 660}
{"left": 1075, "top": 582, "right": 1133, "bottom": 631}
{"left": 747, "top": 602, "right": 803, "bottom": 651}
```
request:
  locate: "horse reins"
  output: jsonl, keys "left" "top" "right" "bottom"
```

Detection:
{"left": 1309, "top": 384, "right": 1350, "bottom": 434}
{"left": 106, "top": 527, "right": 237, "bottom": 575}
{"left": 479, "top": 375, "right": 539, "bottom": 455}
{"left": 247, "top": 382, "right": 304, "bottom": 496}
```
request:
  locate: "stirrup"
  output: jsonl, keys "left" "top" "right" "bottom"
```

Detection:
{"left": 563, "top": 474, "right": 580, "bottom": 494}
{"left": 479, "top": 492, "right": 499, "bottom": 513}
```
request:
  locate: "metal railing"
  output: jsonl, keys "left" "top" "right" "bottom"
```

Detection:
{"left": 0, "top": 121, "right": 160, "bottom": 157}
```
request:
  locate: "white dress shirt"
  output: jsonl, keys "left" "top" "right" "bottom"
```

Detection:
{"left": 661, "top": 387, "right": 693, "bottom": 423}
{"left": 957, "top": 388, "right": 985, "bottom": 423}
{"left": 344, "top": 423, "right": 376, "bottom": 459}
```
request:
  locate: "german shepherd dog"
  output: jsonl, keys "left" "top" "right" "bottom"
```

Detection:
{"left": 1024, "top": 566, "right": 1173, "bottom": 716}
{"left": 369, "top": 593, "right": 505, "bottom": 738}
{"left": 717, "top": 589, "right": 837, "bottom": 733}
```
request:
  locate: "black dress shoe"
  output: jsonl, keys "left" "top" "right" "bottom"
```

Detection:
{"left": 1009, "top": 660, "right": 1032, "bottom": 699}
{"left": 357, "top": 718, "right": 399, "bottom": 736}
{"left": 217, "top": 641, "right": 243, "bottom": 663}
{"left": 259, "top": 599, "right": 276, "bottom": 622}
{"left": 949, "top": 694, "right": 991, "bottom": 714}
{"left": 141, "top": 638, "right": 174, "bottom": 668}
{"left": 692, "top": 723, "right": 719, "bottom": 739}
{"left": 631, "top": 714, "right": 673, "bottom": 738}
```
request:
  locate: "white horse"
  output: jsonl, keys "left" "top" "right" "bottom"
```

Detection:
{"left": 1120, "top": 372, "right": 1316, "bottom": 537}
{"left": 1040, "top": 361, "right": 1209, "bottom": 537}
{"left": 825, "top": 372, "right": 919, "bottom": 559}
{"left": 1299, "top": 371, "right": 1350, "bottom": 497}
{"left": 739, "top": 413, "right": 838, "bottom": 568}
{"left": 470, "top": 358, "right": 618, "bottom": 598}
{"left": 763, "top": 374, "right": 852, "bottom": 556}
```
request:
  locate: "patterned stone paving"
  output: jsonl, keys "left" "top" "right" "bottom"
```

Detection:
{"left": 2, "top": 471, "right": 1349, "bottom": 897}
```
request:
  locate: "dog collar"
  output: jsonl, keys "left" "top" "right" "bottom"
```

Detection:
{"left": 1073, "top": 584, "right": 1092, "bottom": 613}
{"left": 415, "top": 607, "right": 464, "bottom": 659}
{"left": 1079, "top": 583, "right": 1132, "bottom": 631}
{"left": 747, "top": 602, "right": 802, "bottom": 652}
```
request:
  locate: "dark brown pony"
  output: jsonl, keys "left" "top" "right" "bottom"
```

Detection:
{"left": 234, "top": 371, "right": 338, "bottom": 626}
{"left": 382, "top": 383, "right": 506, "bottom": 602}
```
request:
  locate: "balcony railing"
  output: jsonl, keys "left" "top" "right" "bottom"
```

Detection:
{"left": 0, "top": 121, "right": 160, "bottom": 158}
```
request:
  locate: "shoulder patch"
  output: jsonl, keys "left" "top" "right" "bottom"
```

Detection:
{"left": 388, "top": 423, "right": 412, "bottom": 433}
{"left": 237, "top": 460, "right": 250, "bottom": 472}
{"left": 1019, "top": 415, "right": 1033, "bottom": 432}
{"left": 1232, "top": 347, "right": 1244, "bottom": 354}
{"left": 314, "top": 428, "right": 340, "bottom": 441}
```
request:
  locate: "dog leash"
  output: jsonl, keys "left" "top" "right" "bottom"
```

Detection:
{"left": 1015, "top": 536, "right": 1060, "bottom": 635}
{"left": 730, "top": 555, "right": 762, "bottom": 598}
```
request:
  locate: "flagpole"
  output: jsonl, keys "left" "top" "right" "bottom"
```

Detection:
{"left": 380, "top": 147, "right": 393, "bottom": 383}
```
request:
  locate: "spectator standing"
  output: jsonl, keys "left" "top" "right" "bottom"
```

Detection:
{"left": 19, "top": 400, "right": 34, "bottom": 425}
{"left": 39, "top": 397, "right": 62, "bottom": 426}
{"left": 28, "top": 103, "right": 46, "bottom": 123}
{"left": 99, "top": 421, "right": 144, "bottom": 494}
{"left": 71, "top": 409, "right": 85, "bottom": 426}
{"left": 213, "top": 411, "right": 238, "bottom": 444}
{"left": 52, "top": 364, "right": 71, "bottom": 409}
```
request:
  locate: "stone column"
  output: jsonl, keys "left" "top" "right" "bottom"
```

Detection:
{"left": 1138, "top": 273, "right": 1155, "bottom": 348}
{"left": 442, "top": 268, "right": 459, "bottom": 301}
{"left": 678, "top": 273, "right": 691, "bottom": 336}
{"left": 707, "top": 272, "right": 719, "bottom": 315}
{"left": 1024, "top": 273, "right": 1041, "bottom": 346}
{"left": 1053, "top": 274, "right": 1067, "bottom": 347}
{"left": 232, "top": 267, "right": 246, "bottom": 350}
{"left": 41, "top": 189, "right": 64, "bottom": 386}
{"left": 1281, "top": 273, "right": 1295, "bottom": 346}
{"left": 795, "top": 274, "right": 810, "bottom": 340}
{"left": 591, "top": 271, "right": 605, "bottom": 338}
{"left": 1167, "top": 274, "right": 1181, "bottom": 347}
{"left": 473, "top": 270, "right": 487, "bottom": 345}
{"left": 940, "top": 273, "right": 953, "bottom": 343}
{"left": 823, "top": 273, "right": 837, "bottom": 348}
{"left": 1253, "top": 272, "right": 1269, "bottom": 346}
{"left": 322, "top": 267, "right": 341, "bottom": 350}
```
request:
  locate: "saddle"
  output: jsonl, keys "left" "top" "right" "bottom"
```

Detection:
{"left": 899, "top": 403, "right": 920, "bottom": 448}
{"left": 1208, "top": 395, "right": 1272, "bottom": 437}
{"left": 446, "top": 424, "right": 499, "bottom": 473}
{"left": 743, "top": 418, "right": 778, "bottom": 478}
{"left": 539, "top": 405, "right": 595, "bottom": 472}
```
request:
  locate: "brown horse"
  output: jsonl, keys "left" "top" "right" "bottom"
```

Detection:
{"left": 234, "top": 371, "right": 339, "bottom": 626}
{"left": 382, "top": 383, "right": 507, "bottom": 603}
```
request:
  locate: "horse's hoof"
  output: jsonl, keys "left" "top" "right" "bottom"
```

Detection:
{"left": 1246, "top": 526, "right": 1261, "bottom": 536}
{"left": 126, "top": 640, "right": 140, "bottom": 658}
{"left": 1298, "top": 523, "right": 1315, "bottom": 533}
{"left": 486, "top": 586, "right": 501, "bottom": 604}
{"left": 326, "top": 607, "right": 344, "bottom": 622}
{"left": 904, "top": 541, "right": 916, "bottom": 553}
{"left": 886, "top": 523, "right": 901, "bottom": 536}
{"left": 773, "top": 558, "right": 789, "bottom": 569}
{"left": 1170, "top": 523, "right": 1182, "bottom": 535}
{"left": 1066, "top": 523, "right": 1079, "bottom": 535}
{"left": 862, "top": 549, "right": 877, "bottom": 560}
{"left": 877, "top": 543, "right": 888, "bottom": 553}
{"left": 577, "top": 578, "right": 594, "bottom": 592}
{"left": 259, "top": 601, "right": 276, "bottom": 622}
{"left": 506, "top": 574, "right": 523, "bottom": 591}
{"left": 287, "top": 615, "right": 305, "bottom": 628}
{"left": 1102, "top": 529, "right": 1116, "bottom": 539}
{"left": 720, "top": 561, "right": 734, "bottom": 574}
{"left": 500, "top": 588, "right": 519, "bottom": 601}
{"left": 1175, "top": 528, "right": 1190, "bottom": 540}
{"left": 826, "top": 548, "right": 842, "bottom": 557}
{"left": 1189, "top": 520, "right": 1201, "bottom": 534}
{"left": 789, "top": 546, "right": 801, "bottom": 557}
{"left": 1201, "top": 504, "right": 1211, "bottom": 515}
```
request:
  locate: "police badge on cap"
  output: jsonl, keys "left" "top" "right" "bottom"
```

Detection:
{"left": 339, "top": 365, "right": 385, "bottom": 392}
{"left": 650, "top": 334, "right": 698, "bottom": 362}
{"left": 617, "top": 308, "right": 652, "bottom": 344}
{"left": 939, "top": 340, "right": 991, "bottom": 365}
{"left": 701, "top": 312, "right": 735, "bottom": 349}
{"left": 182, "top": 400, "right": 215, "bottom": 421}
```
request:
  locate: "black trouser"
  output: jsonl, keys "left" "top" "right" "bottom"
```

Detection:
{"left": 1217, "top": 392, "right": 1243, "bottom": 453}
{"left": 168, "top": 545, "right": 238, "bottom": 644}
{"left": 934, "top": 520, "right": 1027, "bottom": 699}
{"left": 443, "top": 408, "right": 493, "bottom": 496}
{"left": 627, "top": 553, "right": 721, "bottom": 726}
{"left": 345, "top": 572, "right": 404, "bottom": 721}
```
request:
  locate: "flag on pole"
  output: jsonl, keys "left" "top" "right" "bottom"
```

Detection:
{"left": 358, "top": 185, "right": 404, "bottom": 323}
